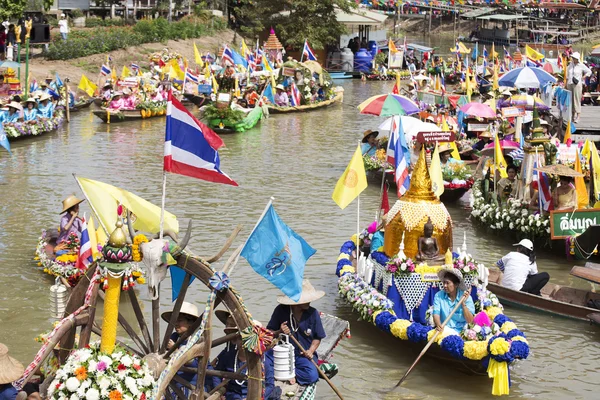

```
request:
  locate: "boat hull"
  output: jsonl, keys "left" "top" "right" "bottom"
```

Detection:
{"left": 268, "top": 91, "right": 343, "bottom": 114}
{"left": 70, "top": 99, "right": 94, "bottom": 112}
{"left": 92, "top": 109, "right": 164, "bottom": 123}
{"left": 207, "top": 106, "right": 263, "bottom": 134}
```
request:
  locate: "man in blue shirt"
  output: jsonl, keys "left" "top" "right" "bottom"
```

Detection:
{"left": 0, "top": 343, "right": 24, "bottom": 400}
{"left": 361, "top": 129, "right": 379, "bottom": 157}
{"left": 37, "top": 94, "right": 54, "bottom": 119}
{"left": 264, "top": 280, "right": 326, "bottom": 399}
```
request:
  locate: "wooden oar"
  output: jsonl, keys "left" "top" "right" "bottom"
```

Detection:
{"left": 393, "top": 289, "right": 471, "bottom": 388}
{"left": 287, "top": 334, "right": 345, "bottom": 400}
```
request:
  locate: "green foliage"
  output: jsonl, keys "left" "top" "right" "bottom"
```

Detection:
{"left": 235, "top": 0, "right": 355, "bottom": 49}
{"left": 0, "top": 0, "right": 27, "bottom": 20}
{"left": 203, "top": 104, "right": 245, "bottom": 125}
{"left": 85, "top": 17, "right": 132, "bottom": 28}
{"left": 46, "top": 17, "right": 226, "bottom": 61}
{"left": 71, "top": 8, "right": 85, "bottom": 18}
{"left": 42, "top": 0, "right": 53, "bottom": 11}
{"left": 374, "top": 51, "right": 386, "bottom": 67}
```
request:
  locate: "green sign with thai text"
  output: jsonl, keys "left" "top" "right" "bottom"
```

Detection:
{"left": 550, "top": 209, "right": 600, "bottom": 239}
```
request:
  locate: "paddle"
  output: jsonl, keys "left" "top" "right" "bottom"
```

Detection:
{"left": 393, "top": 287, "right": 471, "bottom": 388}
{"left": 287, "top": 333, "right": 345, "bottom": 400}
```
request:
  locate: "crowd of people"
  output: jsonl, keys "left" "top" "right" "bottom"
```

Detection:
{"left": 0, "top": 75, "right": 62, "bottom": 126}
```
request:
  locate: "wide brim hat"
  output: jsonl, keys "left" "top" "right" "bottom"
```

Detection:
{"left": 479, "top": 130, "right": 493, "bottom": 139}
{"left": 7, "top": 101, "right": 23, "bottom": 112}
{"left": 60, "top": 195, "right": 85, "bottom": 214}
{"left": 161, "top": 301, "right": 200, "bottom": 323}
{"left": 112, "top": 92, "right": 123, "bottom": 98}
{"left": 122, "top": 88, "right": 132, "bottom": 95}
{"left": 24, "top": 98, "right": 37, "bottom": 104}
{"left": 571, "top": 52, "right": 581, "bottom": 60}
{"left": 361, "top": 129, "right": 379, "bottom": 143}
{"left": 277, "top": 279, "right": 325, "bottom": 305}
{"left": 39, "top": 93, "right": 52, "bottom": 102}
{"left": 535, "top": 163, "right": 584, "bottom": 177}
{"left": 0, "top": 343, "right": 24, "bottom": 384}
{"left": 275, "top": 84, "right": 285, "bottom": 91}
{"left": 437, "top": 267, "right": 467, "bottom": 291}
{"left": 438, "top": 142, "right": 454, "bottom": 154}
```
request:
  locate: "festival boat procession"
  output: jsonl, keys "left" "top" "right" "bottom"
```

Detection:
{"left": 3, "top": 3, "right": 600, "bottom": 400}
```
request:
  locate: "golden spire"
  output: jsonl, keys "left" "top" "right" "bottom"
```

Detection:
{"left": 108, "top": 220, "right": 127, "bottom": 248}
{"left": 403, "top": 147, "right": 438, "bottom": 202}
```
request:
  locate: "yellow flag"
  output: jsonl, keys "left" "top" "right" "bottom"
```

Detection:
{"left": 96, "top": 225, "right": 108, "bottom": 247}
{"left": 429, "top": 143, "right": 445, "bottom": 198}
{"left": 211, "top": 74, "right": 219, "bottom": 93}
{"left": 581, "top": 139, "right": 592, "bottom": 163}
{"left": 494, "top": 134, "right": 508, "bottom": 179}
{"left": 78, "top": 74, "right": 97, "bottom": 97}
{"left": 262, "top": 54, "right": 273, "bottom": 73}
{"left": 525, "top": 45, "right": 544, "bottom": 61}
{"left": 76, "top": 176, "right": 179, "bottom": 235}
{"left": 574, "top": 148, "right": 589, "bottom": 208}
{"left": 591, "top": 142, "right": 600, "bottom": 202}
{"left": 194, "top": 43, "right": 203, "bottom": 64}
{"left": 241, "top": 39, "right": 251, "bottom": 57}
{"left": 492, "top": 64, "right": 499, "bottom": 91}
{"left": 111, "top": 67, "right": 117, "bottom": 83}
{"left": 389, "top": 39, "right": 398, "bottom": 54}
{"left": 121, "top": 65, "right": 132, "bottom": 79}
{"left": 465, "top": 70, "right": 472, "bottom": 102}
{"left": 332, "top": 145, "right": 368, "bottom": 209}
{"left": 562, "top": 55, "right": 568, "bottom": 84}
{"left": 205, "top": 60, "right": 211, "bottom": 78}
{"left": 563, "top": 120, "right": 572, "bottom": 143}
{"left": 395, "top": 71, "right": 401, "bottom": 93}
{"left": 234, "top": 76, "right": 240, "bottom": 97}
{"left": 87, "top": 216, "right": 101, "bottom": 260}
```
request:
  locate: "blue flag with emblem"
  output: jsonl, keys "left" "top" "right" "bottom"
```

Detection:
{"left": 241, "top": 201, "right": 316, "bottom": 301}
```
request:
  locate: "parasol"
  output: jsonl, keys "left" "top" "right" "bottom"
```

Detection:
{"left": 377, "top": 115, "right": 441, "bottom": 143}
{"left": 481, "top": 139, "right": 520, "bottom": 156}
{"left": 0, "top": 60, "right": 21, "bottom": 69}
{"left": 503, "top": 94, "right": 549, "bottom": 111}
{"left": 459, "top": 102, "right": 497, "bottom": 119}
{"left": 497, "top": 66, "right": 557, "bottom": 89}
{"left": 357, "top": 94, "right": 420, "bottom": 117}
{"left": 591, "top": 47, "right": 600, "bottom": 57}
{"left": 413, "top": 74, "right": 431, "bottom": 81}
{"left": 535, "top": 164, "right": 584, "bottom": 177}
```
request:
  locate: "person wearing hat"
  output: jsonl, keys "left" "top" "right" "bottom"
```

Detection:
{"left": 58, "top": 195, "right": 85, "bottom": 242}
{"left": 102, "top": 82, "right": 113, "bottom": 101}
{"left": 3, "top": 102, "right": 23, "bottom": 124}
{"left": 264, "top": 279, "right": 326, "bottom": 398}
{"left": 361, "top": 129, "right": 379, "bottom": 157}
{"left": 438, "top": 142, "right": 458, "bottom": 166}
{"left": 497, "top": 239, "right": 549, "bottom": 296}
{"left": 567, "top": 52, "right": 591, "bottom": 123}
{"left": 274, "top": 84, "right": 289, "bottom": 107}
{"left": 108, "top": 92, "right": 124, "bottom": 110}
{"left": 472, "top": 130, "right": 492, "bottom": 151}
{"left": 552, "top": 174, "right": 577, "bottom": 211}
{"left": 370, "top": 213, "right": 387, "bottom": 253}
{"left": 433, "top": 268, "right": 475, "bottom": 334}
{"left": 0, "top": 343, "right": 24, "bottom": 400}
{"left": 37, "top": 94, "right": 54, "bottom": 119}
{"left": 121, "top": 88, "right": 137, "bottom": 110}
{"left": 497, "top": 165, "right": 522, "bottom": 203}
{"left": 23, "top": 98, "right": 39, "bottom": 122}
{"left": 244, "top": 85, "right": 259, "bottom": 108}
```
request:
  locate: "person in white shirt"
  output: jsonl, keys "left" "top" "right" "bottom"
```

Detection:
{"left": 58, "top": 14, "right": 68, "bottom": 41}
{"left": 567, "top": 52, "right": 591, "bottom": 123}
{"left": 496, "top": 239, "right": 549, "bottom": 295}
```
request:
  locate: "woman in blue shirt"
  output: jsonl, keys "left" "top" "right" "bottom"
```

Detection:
{"left": 433, "top": 268, "right": 474, "bottom": 334}
{"left": 37, "top": 94, "right": 54, "bottom": 119}
{"left": 361, "top": 129, "right": 379, "bottom": 157}
{"left": 3, "top": 102, "right": 22, "bottom": 124}
{"left": 23, "top": 98, "right": 39, "bottom": 122}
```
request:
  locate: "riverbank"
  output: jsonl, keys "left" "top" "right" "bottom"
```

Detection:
{"left": 25, "top": 29, "right": 235, "bottom": 84}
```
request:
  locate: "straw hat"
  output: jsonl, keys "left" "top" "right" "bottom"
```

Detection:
{"left": 437, "top": 267, "right": 467, "bottom": 291}
{"left": 161, "top": 302, "right": 200, "bottom": 323}
{"left": 438, "top": 143, "right": 454, "bottom": 154}
{"left": 24, "top": 98, "right": 37, "bottom": 105}
{"left": 40, "top": 81, "right": 48, "bottom": 87}
{"left": 535, "top": 163, "right": 583, "bottom": 177}
{"left": 501, "top": 89, "right": 512, "bottom": 97}
{"left": 39, "top": 93, "right": 52, "bottom": 102}
{"left": 7, "top": 101, "right": 23, "bottom": 112}
{"left": 0, "top": 343, "right": 24, "bottom": 384}
{"left": 361, "top": 129, "right": 379, "bottom": 143}
{"left": 112, "top": 91, "right": 123, "bottom": 98}
{"left": 571, "top": 52, "right": 581, "bottom": 60}
{"left": 60, "top": 195, "right": 85, "bottom": 214}
{"left": 275, "top": 84, "right": 285, "bottom": 91}
{"left": 479, "top": 130, "right": 493, "bottom": 139}
{"left": 277, "top": 279, "right": 325, "bottom": 305}
{"left": 122, "top": 88, "right": 132, "bottom": 95}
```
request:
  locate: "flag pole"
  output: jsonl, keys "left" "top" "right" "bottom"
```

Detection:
{"left": 357, "top": 140, "right": 362, "bottom": 261}
{"left": 159, "top": 171, "right": 167, "bottom": 240}
{"left": 300, "top": 40, "right": 305, "bottom": 63}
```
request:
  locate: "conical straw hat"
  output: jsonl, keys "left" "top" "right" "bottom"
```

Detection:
{"left": 277, "top": 279, "right": 325, "bottom": 305}
{"left": 60, "top": 195, "right": 85, "bottom": 214}
{"left": 0, "top": 343, "right": 24, "bottom": 384}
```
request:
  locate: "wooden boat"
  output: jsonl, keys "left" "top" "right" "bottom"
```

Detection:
{"left": 3, "top": 108, "right": 65, "bottom": 140}
{"left": 92, "top": 107, "right": 165, "bottom": 123}
{"left": 329, "top": 72, "right": 354, "bottom": 80}
{"left": 184, "top": 92, "right": 211, "bottom": 108}
{"left": 70, "top": 99, "right": 94, "bottom": 112}
{"left": 570, "top": 262, "right": 600, "bottom": 285}
{"left": 207, "top": 105, "right": 263, "bottom": 134}
{"left": 487, "top": 268, "right": 600, "bottom": 323}
{"left": 93, "top": 97, "right": 104, "bottom": 107}
{"left": 268, "top": 90, "right": 343, "bottom": 114}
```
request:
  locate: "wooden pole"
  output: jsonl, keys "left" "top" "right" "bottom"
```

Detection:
{"left": 65, "top": 81, "right": 71, "bottom": 123}
{"left": 429, "top": 8, "right": 432, "bottom": 33}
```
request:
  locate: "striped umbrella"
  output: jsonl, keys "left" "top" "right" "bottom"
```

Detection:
{"left": 505, "top": 94, "right": 549, "bottom": 111}
{"left": 357, "top": 94, "right": 420, "bottom": 117}
{"left": 497, "top": 66, "right": 557, "bottom": 89}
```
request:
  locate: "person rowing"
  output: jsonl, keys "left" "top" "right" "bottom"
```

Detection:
{"left": 433, "top": 268, "right": 474, "bottom": 335}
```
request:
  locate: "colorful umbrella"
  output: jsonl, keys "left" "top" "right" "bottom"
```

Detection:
{"left": 357, "top": 94, "right": 420, "bottom": 117}
{"left": 481, "top": 139, "right": 520, "bottom": 156}
{"left": 377, "top": 115, "right": 441, "bottom": 143}
{"left": 459, "top": 102, "right": 497, "bottom": 119}
{"left": 504, "top": 94, "right": 549, "bottom": 111}
{"left": 497, "top": 66, "right": 557, "bottom": 89}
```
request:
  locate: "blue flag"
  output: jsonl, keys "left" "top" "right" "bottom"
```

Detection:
{"left": 55, "top": 73, "right": 64, "bottom": 88}
{"left": 170, "top": 266, "right": 195, "bottom": 301}
{"left": 263, "top": 83, "right": 275, "bottom": 104}
{"left": 0, "top": 126, "right": 10, "bottom": 154}
{"left": 241, "top": 203, "right": 316, "bottom": 301}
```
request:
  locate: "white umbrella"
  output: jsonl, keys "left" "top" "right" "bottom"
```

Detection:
{"left": 413, "top": 74, "right": 431, "bottom": 81}
{"left": 377, "top": 116, "right": 441, "bottom": 143}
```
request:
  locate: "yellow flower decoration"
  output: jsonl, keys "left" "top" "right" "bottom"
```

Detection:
{"left": 340, "top": 265, "right": 356, "bottom": 275}
{"left": 485, "top": 306, "right": 503, "bottom": 321}
{"left": 132, "top": 234, "right": 149, "bottom": 262}
{"left": 337, "top": 253, "right": 350, "bottom": 261}
{"left": 490, "top": 337, "right": 510, "bottom": 356}
{"left": 390, "top": 319, "right": 411, "bottom": 340}
{"left": 427, "top": 328, "right": 449, "bottom": 344}
{"left": 375, "top": 148, "right": 386, "bottom": 161}
{"left": 136, "top": 277, "right": 146, "bottom": 284}
{"left": 350, "top": 234, "right": 358, "bottom": 246}
{"left": 511, "top": 335, "right": 528, "bottom": 344}
{"left": 500, "top": 321, "right": 517, "bottom": 334}
{"left": 463, "top": 340, "right": 489, "bottom": 360}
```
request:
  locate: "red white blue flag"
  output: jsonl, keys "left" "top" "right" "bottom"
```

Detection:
{"left": 75, "top": 219, "right": 93, "bottom": 271}
{"left": 164, "top": 92, "right": 238, "bottom": 186}
{"left": 290, "top": 83, "right": 301, "bottom": 106}
{"left": 222, "top": 45, "right": 235, "bottom": 66}
{"left": 386, "top": 118, "right": 410, "bottom": 196}
{"left": 302, "top": 40, "right": 317, "bottom": 61}
{"left": 533, "top": 153, "right": 553, "bottom": 211}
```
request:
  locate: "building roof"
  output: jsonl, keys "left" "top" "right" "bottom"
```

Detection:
{"left": 477, "top": 14, "right": 529, "bottom": 21}
{"left": 462, "top": 7, "right": 495, "bottom": 18}
{"left": 407, "top": 43, "right": 434, "bottom": 53}
{"left": 335, "top": 7, "right": 388, "bottom": 27}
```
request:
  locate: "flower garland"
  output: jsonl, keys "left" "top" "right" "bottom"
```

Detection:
{"left": 336, "top": 239, "right": 529, "bottom": 395}
{"left": 47, "top": 342, "right": 154, "bottom": 400}
{"left": 131, "top": 234, "right": 148, "bottom": 262}
{"left": 385, "top": 254, "right": 416, "bottom": 276}
{"left": 3, "top": 108, "right": 65, "bottom": 138}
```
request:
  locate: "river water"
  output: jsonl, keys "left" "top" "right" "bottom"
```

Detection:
{"left": 1, "top": 74, "right": 599, "bottom": 399}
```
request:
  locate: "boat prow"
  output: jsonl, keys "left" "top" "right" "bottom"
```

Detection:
{"left": 268, "top": 88, "right": 343, "bottom": 114}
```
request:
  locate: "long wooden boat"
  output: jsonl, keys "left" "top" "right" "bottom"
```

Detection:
{"left": 487, "top": 269, "right": 600, "bottom": 323}
{"left": 92, "top": 107, "right": 165, "bottom": 123}
{"left": 268, "top": 90, "right": 343, "bottom": 114}
{"left": 70, "top": 99, "right": 94, "bottom": 112}
{"left": 207, "top": 106, "right": 263, "bottom": 134}
{"left": 3, "top": 108, "right": 65, "bottom": 140}
{"left": 570, "top": 263, "right": 600, "bottom": 285}
{"left": 184, "top": 92, "right": 211, "bottom": 108}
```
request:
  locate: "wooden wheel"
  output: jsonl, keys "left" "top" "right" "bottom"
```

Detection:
{"left": 25, "top": 225, "right": 263, "bottom": 400}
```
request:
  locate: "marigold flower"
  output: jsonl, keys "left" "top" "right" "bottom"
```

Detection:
{"left": 109, "top": 390, "right": 122, "bottom": 400}
{"left": 75, "top": 366, "right": 87, "bottom": 381}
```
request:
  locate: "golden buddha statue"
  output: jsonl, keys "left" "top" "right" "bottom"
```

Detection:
{"left": 384, "top": 147, "right": 453, "bottom": 259}
{"left": 416, "top": 217, "right": 444, "bottom": 262}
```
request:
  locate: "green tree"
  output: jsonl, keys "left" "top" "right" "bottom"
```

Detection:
{"left": 0, "top": 0, "right": 27, "bottom": 20}
{"left": 234, "top": 0, "right": 355, "bottom": 49}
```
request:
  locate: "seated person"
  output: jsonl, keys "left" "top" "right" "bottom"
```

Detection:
{"left": 438, "top": 143, "right": 460, "bottom": 166}
{"left": 37, "top": 94, "right": 55, "bottom": 119}
{"left": 244, "top": 85, "right": 259, "bottom": 107}
{"left": 58, "top": 195, "right": 85, "bottom": 242}
{"left": 0, "top": 343, "right": 25, "bottom": 400}
{"left": 497, "top": 165, "right": 522, "bottom": 202}
{"left": 163, "top": 302, "right": 201, "bottom": 396}
{"left": 23, "top": 98, "right": 39, "bottom": 122}
{"left": 553, "top": 175, "right": 577, "bottom": 211}
{"left": 416, "top": 217, "right": 444, "bottom": 262}
{"left": 497, "top": 239, "right": 549, "bottom": 296}
{"left": 108, "top": 92, "right": 124, "bottom": 110}
{"left": 265, "top": 280, "right": 326, "bottom": 399}
{"left": 433, "top": 269, "right": 475, "bottom": 334}
{"left": 121, "top": 88, "right": 137, "bottom": 110}
{"left": 370, "top": 214, "right": 386, "bottom": 253}
{"left": 101, "top": 82, "right": 113, "bottom": 101}
{"left": 274, "top": 85, "right": 289, "bottom": 107}
{"left": 3, "top": 102, "right": 22, "bottom": 124}
{"left": 361, "top": 130, "right": 379, "bottom": 157}
{"left": 472, "top": 130, "right": 492, "bottom": 151}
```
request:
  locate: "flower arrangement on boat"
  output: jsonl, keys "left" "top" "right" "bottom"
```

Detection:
{"left": 386, "top": 254, "right": 416, "bottom": 276}
{"left": 363, "top": 148, "right": 391, "bottom": 172}
{"left": 3, "top": 107, "right": 65, "bottom": 138}
{"left": 452, "top": 252, "right": 481, "bottom": 278}
{"left": 35, "top": 231, "right": 84, "bottom": 286}
{"left": 442, "top": 162, "right": 473, "bottom": 189}
{"left": 47, "top": 342, "right": 155, "bottom": 400}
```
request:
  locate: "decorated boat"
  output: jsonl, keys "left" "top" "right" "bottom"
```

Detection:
{"left": 336, "top": 149, "right": 529, "bottom": 396}
{"left": 269, "top": 88, "right": 343, "bottom": 114}
{"left": 184, "top": 92, "right": 212, "bottom": 108}
{"left": 69, "top": 99, "right": 94, "bottom": 112}
{"left": 3, "top": 107, "right": 65, "bottom": 140}
{"left": 205, "top": 104, "right": 265, "bottom": 134}
{"left": 92, "top": 101, "right": 167, "bottom": 123}
{"left": 34, "top": 229, "right": 86, "bottom": 287}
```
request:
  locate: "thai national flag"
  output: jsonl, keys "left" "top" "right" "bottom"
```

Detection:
{"left": 131, "top": 63, "right": 140, "bottom": 75}
{"left": 503, "top": 46, "right": 513, "bottom": 60}
{"left": 164, "top": 92, "right": 238, "bottom": 186}
{"left": 525, "top": 56, "right": 543, "bottom": 68}
{"left": 222, "top": 45, "right": 235, "bottom": 66}
{"left": 290, "top": 83, "right": 301, "bottom": 106}
{"left": 533, "top": 153, "right": 553, "bottom": 211}
{"left": 387, "top": 118, "right": 410, "bottom": 196}
{"left": 75, "top": 219, "right": 93, "bottom": 271}
{"left": 30, "top": 80, "right": 39, "bottom": 93}
{"left": 247, "top": 53, "right": 256, "bottom": 72}
{"left": 302, "top": 40, "right": 317, "bottom": 61}
{"left": 185, "top": 70, "right": 199, "bottom": 84}
{"left": 101, "top": 64, "right": 111, "bottom": 76}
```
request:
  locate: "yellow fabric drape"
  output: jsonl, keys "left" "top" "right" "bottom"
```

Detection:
{"left": 574, "top": 148, "right": 588, "bottom": 209}
{"left": 487, "top": 359, "right": 510, "bottom": 396}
